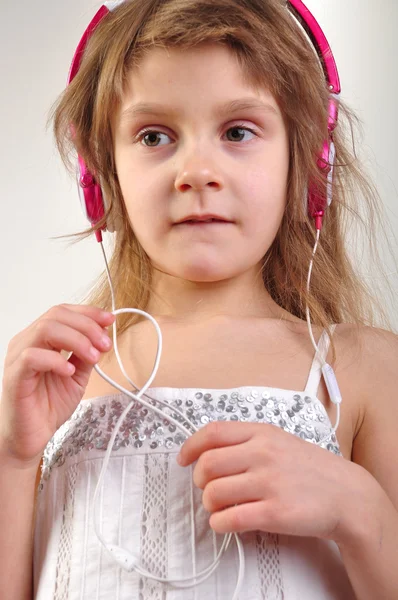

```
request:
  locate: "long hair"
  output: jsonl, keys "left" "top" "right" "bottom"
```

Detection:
{"left": 49, "top": 0, "right": 395, "bottom": 360}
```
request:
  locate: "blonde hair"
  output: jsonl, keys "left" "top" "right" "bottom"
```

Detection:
{"left": 50, "top": 0, "right": 395, "bottom": 359}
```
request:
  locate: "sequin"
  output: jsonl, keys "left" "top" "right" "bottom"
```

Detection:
{"left": 40, "top": 387, "right": 342, "bottom": 482}
{"left": 174, "top": 433, "right": 186, "bottom": 445}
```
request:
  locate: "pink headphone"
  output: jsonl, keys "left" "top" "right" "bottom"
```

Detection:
{"left": 68, "top": 0, "right": 341, "bottom": 242}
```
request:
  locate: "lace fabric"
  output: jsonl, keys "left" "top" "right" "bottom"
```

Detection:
{"left": 256, "top": 533, "right": 284, "bottom": 600}
{"left": 139, "top": 453, "right": 169, "bottom": 600}
{"left": 54, "top": 464, "right": 78, "bottom": 600}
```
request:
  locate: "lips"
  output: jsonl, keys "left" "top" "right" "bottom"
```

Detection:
{"left": 176, "top": 214, "right": 231, "bottom": 224}
{"left": 183, "top": 218, "right": 225, "bottom": 224}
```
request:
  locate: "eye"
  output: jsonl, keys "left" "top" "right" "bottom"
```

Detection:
{"left": 137, "top": 129, "right": 172, "bottom": 147}
{"left": 225, "top": 126, "right": 257, "bottom": 142}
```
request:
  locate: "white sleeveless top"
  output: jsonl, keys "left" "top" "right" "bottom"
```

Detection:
{"left": 33, "top": 326, "right": 355, "bottom": 599}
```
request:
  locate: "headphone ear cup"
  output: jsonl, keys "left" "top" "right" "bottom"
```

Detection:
{"left": 76, "top": 156, "right": 107, "bottom": 231}
{"left": 307, "top": 180, "right": 326, "bottom": 219}
{"left": 307, "top": 137, "right": 335, "bottom": 222}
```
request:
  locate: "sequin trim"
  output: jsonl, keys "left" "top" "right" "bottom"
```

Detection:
{"left": 41, "top": 389, "right": 341, "bottom": 484}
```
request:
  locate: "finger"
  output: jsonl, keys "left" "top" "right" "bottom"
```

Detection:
{"left": 39, "top": 305, "right": 115, "bottom": 354}
{"left": 11, "top": 312, "right": 113, "bottom": 372}
{"left": 209, "top": 500, "right": 274, "bottom": 535}
{"left": 39, "top": 320, "right": 108, "bottom": 364}
{"left": 193, "top": 444, "right": 251, "bottom": 489}
{"left": 202, "top": 472, "right": 264, "bottom": 514}
{"left": 178, "top": 421, "right": 267, "bottom": 466}
{"left": 7, "top": 347, "right": 76, "bottom": 388}
{"left": 44, "top": 303, "right": 115, "bottom": 328}
{"left": 6, "top": 304, "right": 115, "bottom": 367}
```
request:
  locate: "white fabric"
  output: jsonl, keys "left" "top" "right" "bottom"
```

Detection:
{"left": 34, "top": 328, "right": 355, "bottom": 599}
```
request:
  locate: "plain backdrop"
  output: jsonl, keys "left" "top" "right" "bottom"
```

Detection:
{"left": 0, "top": 0, "right": 397, "bottom": 381}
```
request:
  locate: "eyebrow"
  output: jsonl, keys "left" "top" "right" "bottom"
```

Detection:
{"left": 119, "top": 98, "right": 280, "bottom": 122}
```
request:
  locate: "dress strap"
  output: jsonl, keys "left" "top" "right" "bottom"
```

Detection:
{"left": 304, "top": 324, "right": 337, "bottom": 397}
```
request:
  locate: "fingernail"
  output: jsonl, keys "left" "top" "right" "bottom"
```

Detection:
{"left": 176, "top": 453, "right": 183, "bottom": 466}
{"left": 101, "top": 334, "right": 112, "bottom": 349}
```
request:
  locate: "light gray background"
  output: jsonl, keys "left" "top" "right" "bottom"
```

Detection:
{"left": 1, "top": 0, "right": 397, "bottom": 380}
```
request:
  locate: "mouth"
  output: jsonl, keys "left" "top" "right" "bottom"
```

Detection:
{"left": 175, "top": 215, "right": 233, "bottom": 226}
{"left": 178, "top": 218, "right": 230, "bottom": 225}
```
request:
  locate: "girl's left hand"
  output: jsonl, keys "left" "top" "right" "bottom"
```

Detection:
{"left": 176, "top": 421, "right": 375, "bottom": 545}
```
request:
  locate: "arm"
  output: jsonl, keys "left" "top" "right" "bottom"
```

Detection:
{"left": 337, "top": 486, "right": 398, "bottom": 600}
{"left": 332, "top": 326, "right": 398, "bottom": 600}
{"left": 0, "top": 444, "right": 40, "bottom": 600}
{"left": 0, "top": 305, "right": 114, "bottom": 600}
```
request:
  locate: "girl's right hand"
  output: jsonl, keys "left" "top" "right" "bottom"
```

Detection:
{"left": 0, "top": 304, "right": 115, "bottom": 466}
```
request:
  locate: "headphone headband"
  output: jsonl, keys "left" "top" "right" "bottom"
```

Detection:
{"left": 68, "top": 0, "right": 341, "bottom": 239}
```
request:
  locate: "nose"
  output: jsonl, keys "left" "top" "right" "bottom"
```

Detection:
{"left": 174, "top": 152, "right": 224, "bottom": 193}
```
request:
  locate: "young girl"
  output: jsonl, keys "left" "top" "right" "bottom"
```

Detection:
{"left": 1, "top": 0, "right": 397, "bottom": 598}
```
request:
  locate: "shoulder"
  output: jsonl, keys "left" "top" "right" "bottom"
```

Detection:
{"left": 333, "top": 323, "right": 398, "bottom": 386}
{"left": 333, "top": 323, "right": 398, "bottom": 508}
{"left": 332, "top": 323, "right": 398, "bottom": 420}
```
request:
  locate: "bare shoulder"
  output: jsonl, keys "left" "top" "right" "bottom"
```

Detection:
{"left": 333, "top": 322, "right": 398, "bottom": 388}
{"left": 333, "top": 323, "right": 398, "bottom": 509}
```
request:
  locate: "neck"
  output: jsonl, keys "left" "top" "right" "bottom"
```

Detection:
{"left": 146, "top": 267, "right": 296, "bottom": 324}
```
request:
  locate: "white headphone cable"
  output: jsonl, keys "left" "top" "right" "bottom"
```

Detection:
{"left": 91, "top": 242, "right": 245, "bottom": 597}
{"left": 305, "top": 228, "right": 342, "bottom": 444}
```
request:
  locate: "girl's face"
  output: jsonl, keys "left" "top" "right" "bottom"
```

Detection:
{"left": 113, "top": 43, "right": 290, "bottom": 283}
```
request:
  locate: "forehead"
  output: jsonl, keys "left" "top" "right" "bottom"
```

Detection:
{"left": 117, "top": 43, "right": 282, "bottom": 121}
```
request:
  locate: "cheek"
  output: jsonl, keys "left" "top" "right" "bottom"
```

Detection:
{"left": 119, "top": 172, "right": 166, "bottom": 229}
{"left": 242, "top": 166, "right": 287, "bottom": 218}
